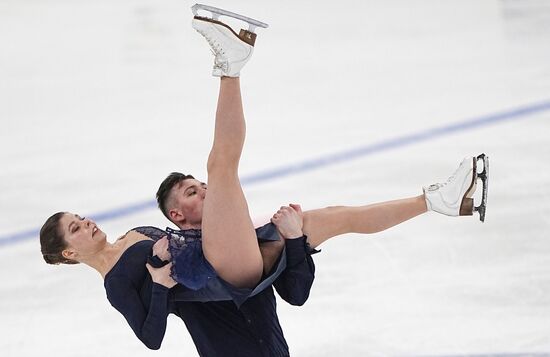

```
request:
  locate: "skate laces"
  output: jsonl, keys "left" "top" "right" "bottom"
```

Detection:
{"left": 213, "top": 57, "right": 228, "bottom": 72}
{"left": 427, "top": 161, "right": 465, "bottom": 191}
{"left": 428, "top": 175, "right": 455, "bottom": 191}
{"left": 195, "top": 28, "right": 229, "bottom": 73}
{"left": 196, "top": 29, "right": 226, "bottom": 57}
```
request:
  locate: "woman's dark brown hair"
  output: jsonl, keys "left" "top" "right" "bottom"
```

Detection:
{"left": 40, "top": 212, "right": 79, "bottom": 265}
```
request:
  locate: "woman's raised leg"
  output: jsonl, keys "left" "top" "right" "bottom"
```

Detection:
{"left": 191, "top": 13, "right": 267, "bottom": 288}
{"left": 201, "top": 77, "right": 263, "bottom": 288}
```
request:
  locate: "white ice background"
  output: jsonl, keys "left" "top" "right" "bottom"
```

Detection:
{"left": 1, "top": 0, "right": 550, "bottom": 356}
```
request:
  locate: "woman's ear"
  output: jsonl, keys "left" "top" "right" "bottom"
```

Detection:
{"left": 62, "top": 248, "right": 76, "bottom": 260}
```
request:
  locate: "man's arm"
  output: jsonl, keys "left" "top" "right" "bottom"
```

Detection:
{"left": 273, "top": 236, "right": 318, "bottom": 306}
{"left": 270, "top": 204, "right": 318, "bottom": 306}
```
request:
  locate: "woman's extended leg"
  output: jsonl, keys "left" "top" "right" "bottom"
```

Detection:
{"left": 300, "top": 155, "right": 485, "bottom": 247}
{"left": 302, "top": 195, "right": 428, "bottom": 248}
{"left": 201, "top": 77, "right": 263, "bottom": 288}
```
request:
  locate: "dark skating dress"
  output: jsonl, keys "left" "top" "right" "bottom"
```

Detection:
{"left": 134, "top": 222, "right": 315, "bottom": 307}
{"left": 104, "top": 223, "right": 317, "bottom": 354}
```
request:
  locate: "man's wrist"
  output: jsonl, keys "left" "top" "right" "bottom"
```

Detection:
{"left": 283, "top": 231, "right": 304, "bottom": 240}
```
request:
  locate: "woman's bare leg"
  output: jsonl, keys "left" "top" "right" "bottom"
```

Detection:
{"left": 302, "top": 195, "right": 428, "bottom": 248}
{"left": 259, "top": 240, "right": 285, "bottom": 274}
{"left": 202, "top": 77, "right": 262, "bottom": 288}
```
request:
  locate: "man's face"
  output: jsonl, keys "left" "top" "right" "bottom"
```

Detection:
{"left": 169, "top": 179, "right": 207, "bottom": 229}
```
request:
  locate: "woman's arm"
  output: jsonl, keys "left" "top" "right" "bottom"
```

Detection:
{"left": 105, "top": 273, "right": 172, "bottom": 350}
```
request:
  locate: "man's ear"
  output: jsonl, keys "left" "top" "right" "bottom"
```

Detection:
{"left": 169, "top": 209, "right": 185, "bottom": 225}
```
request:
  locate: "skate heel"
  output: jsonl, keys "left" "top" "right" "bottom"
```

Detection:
{"left": 193, "top": 16, "right": 257, "bottom": 46}
{"left": 459, "top": 198, "right": 474, "bottom": 216}
{"left": 239, "top": 29, "right": 257, "bottom": 46}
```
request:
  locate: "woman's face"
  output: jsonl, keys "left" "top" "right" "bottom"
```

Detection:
{"left": 59, "top": 213, "right": 107, "bottom": 261}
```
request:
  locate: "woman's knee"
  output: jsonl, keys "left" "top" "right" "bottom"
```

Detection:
{"left": 237, "top": 264, "right": 263, "bottom": 288}
{"left": 216, "top": 259, "right": 263, "bottom": 288}
{"left": 204, "top": 244, "right": 263, "bottom": 287}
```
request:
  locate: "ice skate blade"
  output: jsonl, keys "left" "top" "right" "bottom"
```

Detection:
{"left": 474, "top": 153, "right": 489, "bottom": 222}
{"left": 192, "top": 3, "right": 269, "bottom": 32}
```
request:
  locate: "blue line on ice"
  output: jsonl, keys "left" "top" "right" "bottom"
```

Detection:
{"left": 2, "top": 99, "right": 550, "bottom": 247}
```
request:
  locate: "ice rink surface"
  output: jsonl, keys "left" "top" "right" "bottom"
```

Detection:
{"left": 1, "top": 0, "right": 550, "bottom": 356}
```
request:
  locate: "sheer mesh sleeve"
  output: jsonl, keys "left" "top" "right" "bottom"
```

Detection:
{"left": 131, "top": 226, "right": 168, "bottom": 241}
{"left": 165, "top": 227, "right": 218, "bottom": 290}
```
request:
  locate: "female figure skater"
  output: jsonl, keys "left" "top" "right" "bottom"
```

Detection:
{"left": 39, "top": 8, "right": 488, "bottom": 356}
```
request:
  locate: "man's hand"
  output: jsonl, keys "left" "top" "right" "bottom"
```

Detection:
{"left": 271, "top": 203, "right": 304, "bottom": 239}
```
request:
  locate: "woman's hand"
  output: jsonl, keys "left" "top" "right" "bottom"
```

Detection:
{"left": 271, "top": 203, "right": 304, "bottom": 239}
{"left": 152, "top": 236, "right": 172, "bottom": 262}
{"left": 146, "top": 262, "right": 177, "bottom": 288}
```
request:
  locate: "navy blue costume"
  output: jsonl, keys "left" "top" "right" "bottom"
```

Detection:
{"left": 104, "top": 223, "right": 317, "bottom": 356}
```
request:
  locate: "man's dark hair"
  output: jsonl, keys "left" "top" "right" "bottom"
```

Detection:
{"left": 156, "top": 172, "right": 195, "bottom": 221}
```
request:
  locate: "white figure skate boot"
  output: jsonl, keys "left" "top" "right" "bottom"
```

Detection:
{"left": 191, "top": 4, "right": 268, "bottom": 77}
{"left": 423, "top": 154, "right": 489, "bottom": 222}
